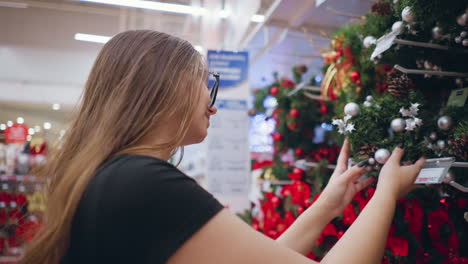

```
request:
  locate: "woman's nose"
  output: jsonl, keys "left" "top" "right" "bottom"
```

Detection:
{"left": 208, "top": 106, "right": 218, "bottom": 115}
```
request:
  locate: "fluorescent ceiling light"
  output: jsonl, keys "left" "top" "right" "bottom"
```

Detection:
{"left": 219, "top": 10, "right": 230, "bottom": 18}
{"left": 80, "top": 0, "right": 206, "bottom": 15}
{"left": 75, "top": 33, "right": 111, "bottom": 44}
{"left": 0, "top": 1, "right": 28, "bottom": 8}
{"left": 43, "top": 122, "right": 52, "bottom": 130}
{"left": 194, "top": 45, "right": 203, "bottom": 52}
{"left": 251, "top": 14, "right": 265, "bottom": 23}
{"left": 52, "top": 103, "right": 61, "bottom": 111}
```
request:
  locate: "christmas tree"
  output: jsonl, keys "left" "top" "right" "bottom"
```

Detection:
{"left": 244, "top": 1, "right": 468, "bottom": 263}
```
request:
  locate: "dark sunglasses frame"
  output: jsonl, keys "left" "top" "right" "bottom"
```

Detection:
{"left": 209, "top": 72, "right": 220, "bottom": 107}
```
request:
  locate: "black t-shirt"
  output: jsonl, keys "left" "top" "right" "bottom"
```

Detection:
{"left": 62, "top": 154, "right": 223, "bottom": 264}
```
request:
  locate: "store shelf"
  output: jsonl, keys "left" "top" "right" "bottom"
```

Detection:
{"left": 0, "top": 175, "right": 41, "bottom": 182}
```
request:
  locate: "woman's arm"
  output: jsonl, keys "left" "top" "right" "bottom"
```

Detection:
{"left": 277, "top": 139, "right": 372, "bottom": 255}
{"left": 320, "top": 147, "right": 425, "bottom": 264}
{"left": 167, "top": 146, "right": 423, "bottom": 264}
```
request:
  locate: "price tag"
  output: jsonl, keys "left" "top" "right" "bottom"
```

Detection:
{"left": 370, "top": 29, "right": 401, "bottom": 60}
{"left": 447, "top": 87, "right": 468, "bottom": 107}
{"left": 414, "top": 157, "right": 455, "bottom": 184}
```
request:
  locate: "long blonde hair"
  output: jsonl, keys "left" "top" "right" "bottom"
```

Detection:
{"left": 20, "top": 30, "right": 205, "bottom": 264}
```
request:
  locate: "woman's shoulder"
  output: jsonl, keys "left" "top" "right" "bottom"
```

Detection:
{"left": 96, "top": 154, "right": 185, "bottom": 182}
{"left": 84, "top": 154, "right": 193, "bottom": 203}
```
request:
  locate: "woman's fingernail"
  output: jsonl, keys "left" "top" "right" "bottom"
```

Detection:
{"left": 397, "top": 143, "right": 404, "bottom": 149}
{"left": 357, "top": 159, "right": 369, "bottom": 167}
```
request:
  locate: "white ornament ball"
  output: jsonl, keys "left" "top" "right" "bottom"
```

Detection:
{"left": 443, "top": 170, "right": 454, "bottom": 184}
{"left": 437, "top": 140, "right": 446, "bottom": 150}
{"left": 461, "top": 31, "right": 467, "bottom": 38}
{"left": 402, "top": 6, "right": 414, "bottom": 22}
{"left": 368, "top": 158, "right": 376, "bottom": 165}
{"left": 363, "top": 101, "right": 372, "bottom": 107}
{"left": 429, "top": 132, "right": 438, "bottom": 141}
{"left": 437, "top": 116, "right": 453, "bottom": 131}
{"left": 363, "top": 36, "right": 377, "bottom": 48}
{"left": 463, "top": 39, "right": 468, "bottom": 46}
{"left": 366, "top": 95, "right": 373, "bottom": 102}
{"left": 424, "top": 61, "right": 433, "bottom": 70}
{"left": 344, "top": 102, "right": 360, "bottom": 117}
{"left": 375, "top": 148, "right": 391, "bottom": 164}
{"left": 392, "top": 21, "right": 404, "bottom": 32}
{"left": 432, "top": 26, "right": 442, "bottom": 39}
{"left": 455, "top": 36, "right": 462, "bottom": 44}
{"left": 391, "top": 118, "right": 406, "bottom": 133}
{"left": 457, "top": 14, "right": 467, "bottom": 26}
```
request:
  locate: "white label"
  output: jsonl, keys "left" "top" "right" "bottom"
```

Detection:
{"left": 415, "top": 168, "right": 446, "bottom": 184}
{"left": 371, "top": 29, "right": 401, "bottom": 60}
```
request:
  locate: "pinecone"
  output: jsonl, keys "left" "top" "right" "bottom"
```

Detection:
{"left": 248, "top": 108, "right": 257, "bottom": 117}
{"left": 449, "top": 133, "right": 468, "bottom": 160}
{"left": 371, "top": 0, "right": 391, "bottom": 16}
{"left": 386, "top": 69, "right": 413, "bottom": 98}
{"left": 358, "top": 143, "right": 378, "bottom": 159}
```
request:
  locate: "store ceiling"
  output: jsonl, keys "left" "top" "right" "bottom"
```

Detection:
{"left": 0, "top": 0, "right": 372, "bottom": 135}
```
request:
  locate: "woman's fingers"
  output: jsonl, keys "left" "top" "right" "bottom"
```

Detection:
{"left": 354, "top": 177, "right": 374, "bottom": 192}
{"left": 388, "top": 146, "right": 405, "bottom": 165}
{"left": 335, "top": 139, "right": 350, "bottom": 173}
{"left": 340, "top": 165, "right": 366, "bottom": 183}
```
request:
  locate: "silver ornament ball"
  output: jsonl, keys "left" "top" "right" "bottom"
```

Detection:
{"left": 392, "top": 21, "right": 404, "bottom": 32}
{"left": 437, "top": 140, "right": 446, "bottom": 150}
{"left": 457, "top": 14, "right": 467, "bottom": 26}
{"left": 424, "top": 61, "right": 433, "bottom": 70}
{"left": 391, "top": 118, "right": 406, "bottom": 133}
{"left": 432, "top": 26, "right": 443, "bottom": 39}
{"left": 366, "top": 95, "right": 373, "bottom": 102}
{"left": 437, "top": 116, "right": 453, "bottom": 131}
{"left": 368, "top": 158, "right": 376, "bottom": 165}
{"left": 429, "top": 132, "right": 438, "bottom": 141}
{"left": 455, "top": 36, "right": 462, "bottom": 44}
{"left": 402, "top": 6, "right": 414, "bottom": 22}
{"left": 461, "top": 31, "right": 467, "bottom": 38}
{"left": 344, "top": 102, "right": 360, "bottom": 117}
{"left": 463, "top": 39, "right": 468, "bottom": 47}
{"left": 363, "top": 101, "right": 372, "bottom": 107}
{"left": 375, "top": 148, "right": 391, "bottom": 164}
{"left": 443, "top": 170, "right": 454, "bottom": 184}
{"left": 363, "top": 36, "right": 377, "bottom": 48}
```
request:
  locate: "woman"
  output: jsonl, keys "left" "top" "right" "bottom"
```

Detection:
{"left": 21, "top": 30, "right": 425, "bottom": 264}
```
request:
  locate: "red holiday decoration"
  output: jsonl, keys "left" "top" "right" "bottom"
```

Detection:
{"left": 4, "top": 123, "right": 28, "bottom": 144}
{"left": 290, "top": 108, "right": 300, "bottom": 118}
{"left": 272, "top": 132, "right": 283, "bottom": 141}
{"left": 386, "top": 236, "right": 409, "bottom": 256}
{"left": 294, "top": 148, "right": 304, "bottom": 157}
{"left": 287, "top": 122, "right": 298, "bottom": 130}
{"left": 350, "top": 71, "right": 360, "bottom": 83}
{"left": 270, "top": 86, "right": 279, "bottom": 96}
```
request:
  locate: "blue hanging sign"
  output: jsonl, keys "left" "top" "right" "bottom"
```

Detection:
{"left": 207, "top": 50, "right": 249, "bottom": 89}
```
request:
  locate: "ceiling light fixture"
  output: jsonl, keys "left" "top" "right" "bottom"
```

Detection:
{"left": 75, "top": 33, "right": 111, "bottom": 44}
{"left": 80, "top": 0, "right": 206, "bottom": 15}
{"left": 43, "top": 122, "right": 52, "bottom": 130}
{"left": 251, "top": 14, "right": 265, "bottom": 23}
{"left": 52, "top": 103, "right": 61, "bottom": 111}
{"left": 0, "top": 1, "right": 28, "bottom": 8}
{"left": 194, "top": 45, "right": 203, "bottom": 52}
